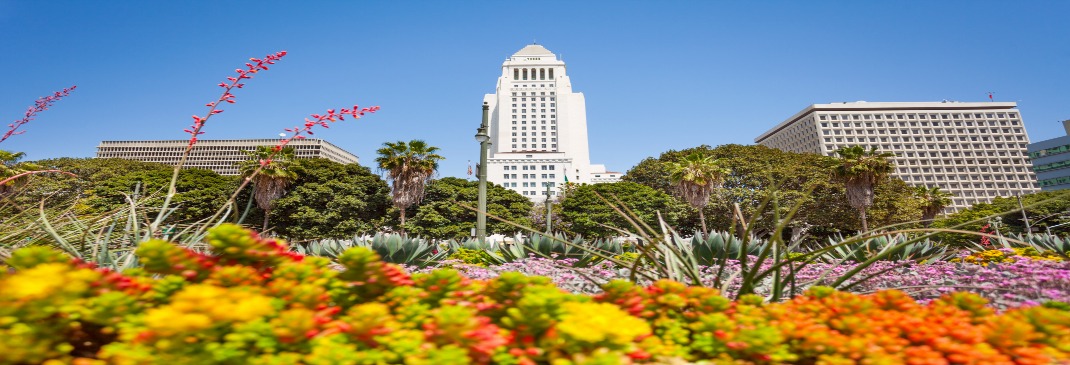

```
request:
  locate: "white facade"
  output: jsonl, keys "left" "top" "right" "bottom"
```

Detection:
{"left": 483, "top": 45, "right": 619, "bottom": 202}
{"left": 756, "top": 101, "right": 1039, "bottom": 212}
{"left": 96, "top": 139, "right": 359, "bottom": 176}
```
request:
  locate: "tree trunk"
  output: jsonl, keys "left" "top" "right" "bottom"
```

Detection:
{"left": 859, "top": 206, "right": 869, "bottom": 233}
{"left": 399, "top": 208, "right": 407, "bottom": 236}
{"left": 262, "top": 207, "right": 271, "bottom": 233}
{"left": 698, "top": 208, "right": 709, "bottom": 238}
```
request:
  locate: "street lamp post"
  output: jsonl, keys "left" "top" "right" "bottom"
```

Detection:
{"left": 544, "top": 182, "right": 552, "bottom": 235}
{"left": 474, "top": 102, "right": 491, "bottom": 242}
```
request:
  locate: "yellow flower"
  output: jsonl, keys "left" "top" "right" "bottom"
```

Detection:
{"left": 0, "top": 263, "right": 100, "bottom": 301}
{"left": 142, "top": 284, "right": 274, "bottom": 336}
{"left": 557, "top": 302, "right": 650, "bottom": 347}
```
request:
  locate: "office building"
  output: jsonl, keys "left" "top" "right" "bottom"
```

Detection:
{"left": 483, "top": 44, "right": 620, "bottom": 202}
{"left": 96, "top": 139, "right": 358, "bottom": 176}
{"left": 756, "top": 101, "right": 1039, "bottom": 212}
{"left": 1028, "top": 120, "right": 1070, "bottom": 191}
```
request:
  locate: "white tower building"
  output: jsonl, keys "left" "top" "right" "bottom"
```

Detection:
{"left": 483, "top": 44, "right": 619, "bottom": 202}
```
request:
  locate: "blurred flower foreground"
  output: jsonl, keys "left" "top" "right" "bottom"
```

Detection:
{"left": 1, "top": 224, "right": 1068, "bottom": 365}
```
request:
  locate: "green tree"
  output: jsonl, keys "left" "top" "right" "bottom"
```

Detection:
{"left": 375, "top": 140, "right": 444, "bottom": 235}
{"left": 665, "top": 152, "right": 728, "bottom": 237}
{"left": 270, "top": 158, "right": 392, "bottom": 240}
{"left": 831, "top": 146, "right": 896, "bottom": 232}
{"left": 405, "top": 177, "right": 532, "bottom": 240}
{"left": 935, "top": 190, "right": 1070, "bottom": 240}
{"left": 24, "top": 157, "right": 236, "bottom": 223}
{"left": 624, "top": 144, "right": 920, "bottom": 241}
{"left": 914, "top": 186, "right": 953, "bottom": 227}
{"left": 0, "top": 150, "right": 42, "bottom": 197}
{"left": 559, "top": 182, "right": 689, "bottom": 239}
{"left": 237, "top": 146, "right": 298, "bottom": 232}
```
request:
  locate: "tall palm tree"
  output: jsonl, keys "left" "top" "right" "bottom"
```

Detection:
{"left": 832, "top": 146, "right": 895, "bottom": 232}
{"left": 375, "top": 140, "right": 444, "bottom": 235}
{"left": 914, "top": 185, "right": 953, "bottom": 227}
{"left": 237, "top": 146, "right": 298, "bottom": 232}
{"left": 666, "top": 152, "right": 729, "bottom": 237}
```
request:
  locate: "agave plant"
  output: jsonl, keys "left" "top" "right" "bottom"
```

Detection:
{"left": 999, "top": 233, "right": 1070, "bottom": 259}
{"left": 819, "top": 234, "right": 951, "bottom": 264}
{"left": 447, "top": 233, "right": 625, "bottom": 267}
{"left": 690, "top": 231, "right": 769, "bottom": 266}
{"left": 296, "top": 233, "right": 449, "bottom": 268}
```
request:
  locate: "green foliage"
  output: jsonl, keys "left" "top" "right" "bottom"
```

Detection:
{"left": 406, "top": 177, "right": 532, "bottom": 240}
{"left": 832, "top": 145, "right": 897, "bottom": 231}
{"left": 446, "top": 247, "right": 494, "bottom": 266}
{"left": 935, "top": 190, "right": 1070, "bottom": 240}
{"left": 689, "top": 231, "right": 768, "bottom": 265}
{"left": 25, "top": 157, "right": 236, "bottom": 223}
{"left": 375, "top": 140, "right": 445, "bottom": 234}
{"left": 624, "top": 144, "right": 920, "bottom": 240}
{"left": 236, "top": 146, "right": 299, "bottom": 230}
{"left": 559, "top": 181, "right": 689, "bottom": 239}
{"left": 271, "top": 158, "right": 392, "bottom": 240}
{"left": 295, "top": 233, "right": 448, "bottom": 268}
{"left": 818, "top": 234, "right": 951, "bottom": 264}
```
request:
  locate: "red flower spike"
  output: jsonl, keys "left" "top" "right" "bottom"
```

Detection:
{"left": 2, "top": 86, "right": 77, "bottom": 144}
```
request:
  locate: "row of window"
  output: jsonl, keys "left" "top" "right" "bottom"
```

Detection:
{"left": 1034, "top": 159, "right": 1070, "bottom": 173}
{"left": 823, "top": 134, "right": 1024, "bottom": 143}
{"left": 502, "top": 174, "right": 557, "bottom": 180}
{"left": 512, "top": 144, "right": 556, "bottom": 149}
{"left": 502, "top": 165, "right": 556, "bottom": 171}
{"left": 513, "top": 68, "right": 554, "bottom": 81}
{"left": 1039, "top": 176, "right": 1070, "bottom": 187}
{"left": 900, "top": 174, "right": 1033, "bottom": 182}
{"left": 823, "top": 121, "right": 1021, "bottom": 128}
{"left": 824, "top": 144, "right": 1027, "bottom": 154}
{"left": 819, "top": 112, "right": 1018, "bottom": 121}
{"left": 511, "top": 92, "right": 555, "bottom": 96}
{"left": 1029, "top": 143, "right": 1070, "bottom": 159}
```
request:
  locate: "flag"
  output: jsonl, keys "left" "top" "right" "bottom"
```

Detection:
{"left": 988, "top": 92, "right": 994, "bottom": 101}
{"left": 564, "top": 174, "right": 568, "bottom": 183}
{"left": 467, "top": 160, "right": 472, "bottom": 176}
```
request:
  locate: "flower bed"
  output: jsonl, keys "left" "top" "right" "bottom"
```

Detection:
{"left": 442, "top": 254, "right": 1070, "bottom": 309}
{"left": 1, "top": 224, "right": 1068, "bottom": 364}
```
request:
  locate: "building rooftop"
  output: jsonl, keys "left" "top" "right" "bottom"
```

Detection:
{"left": 513, "top": 44, "right": 554, "bottom": 56}
{"left": 755, "top": 101, "right": 1019, "bottom": 143}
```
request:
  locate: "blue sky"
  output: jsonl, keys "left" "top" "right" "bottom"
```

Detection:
{"left": 2, "top": 1, "right": 1068, "bottom": 178}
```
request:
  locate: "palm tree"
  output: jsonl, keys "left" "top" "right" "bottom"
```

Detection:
{"left": 666, "top": 152, "right": 729, "bottom": 237}
{"left": 0, "top": 150, "right": 41, "bottom": 197}
{"left": 375, "top": 140, "right": 444, "bottom": 235}
{"left": 914, "top": 185, "right": 953, "bottom": 227}
{"left": 832, "top": 146, "right": 895, "bottom": 232}
{"left": 237, "top": 146, "right": 298, "bottom": 232}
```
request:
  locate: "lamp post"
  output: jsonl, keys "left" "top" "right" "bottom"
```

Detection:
{"left": 474, "top": 102, "right": 491, "bottom": 242}
{"left": 544, "top": 182, "right": 552, "bottom": 235}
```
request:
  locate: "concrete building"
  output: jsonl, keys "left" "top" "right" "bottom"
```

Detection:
{"left": 1028, "top": 120, "right": 1070, "bottom": 191}
{"left": 755, "top": 101, "right": 1039, "bottom": 212}
{"left": 483, "top": 44, "right": 619, "bottom": 202}
{"left": 95, "top": 139, "right": 358, "bottom": 176}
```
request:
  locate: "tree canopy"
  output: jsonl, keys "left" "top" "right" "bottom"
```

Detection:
{"left": 270, "top": 158, "right": 392, "bottom": 240}
{"left": 623, "top": 144, "right": 921, "bottom": 240}
{"left": 23, "top": 157, "right": 236, "bottom": 223}
{"left": 405, "top": 177, "right": 532, "bottom": 240}
{"left": 559, "top": 181, "right": 689, "bottom": 239}
{"left": 375, "top": 140, "right": 444, "bottom": 235}
{"left": 934, "top": 190, "right": 1070, "bottom": 240}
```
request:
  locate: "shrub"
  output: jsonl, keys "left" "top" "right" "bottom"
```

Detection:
{"left": 1, "top": 224, "right": 1068, "bottom": 364}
